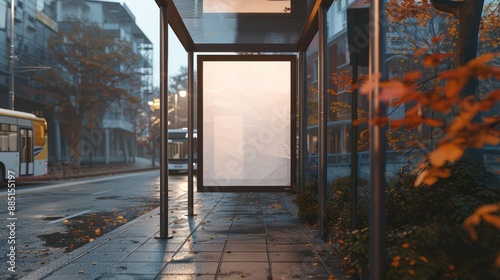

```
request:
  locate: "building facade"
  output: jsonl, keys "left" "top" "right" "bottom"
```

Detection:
{"left": 0, "top": 0, "right": 153, "bottom": 165}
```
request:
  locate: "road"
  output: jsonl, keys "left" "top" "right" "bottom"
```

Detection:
{"left": 0, "top": 170, "right": 188, "bottom": 279}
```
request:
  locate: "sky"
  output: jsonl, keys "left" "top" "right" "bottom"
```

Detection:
{"left": 120, "top": 0, "right": 187, "bottom": 88}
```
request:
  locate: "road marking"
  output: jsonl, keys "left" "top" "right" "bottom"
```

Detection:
{"left": 69, "top": 187, "right": 84, "bottom": 192}
{"left": 48, "top": 210, "right": 93, "bottom": 224}
{"left": 91, "top": 189, "right": 114, "bottom": 195}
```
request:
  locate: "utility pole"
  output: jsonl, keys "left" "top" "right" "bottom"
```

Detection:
{"left": 9, "top": 0, "right": 16, "bottom": 110}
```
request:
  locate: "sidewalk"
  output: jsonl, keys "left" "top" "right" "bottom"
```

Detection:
{"left": 22, "top": 190, "right": 346, "bottom": 279}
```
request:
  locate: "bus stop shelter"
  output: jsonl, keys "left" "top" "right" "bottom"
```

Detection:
{"left": 153, "top": 0, "right": 387, "bottom": 278}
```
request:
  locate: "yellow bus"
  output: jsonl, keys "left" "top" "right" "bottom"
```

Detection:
{"left": 0, "top": 108, "right": 48, "bottom": 184}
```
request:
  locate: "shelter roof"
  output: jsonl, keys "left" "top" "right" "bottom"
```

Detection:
{"left": 154, "top": 0, "right": 328, "bottom": 52}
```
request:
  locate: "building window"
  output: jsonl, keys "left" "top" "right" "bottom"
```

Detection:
{"left": 337, "top": 39, "right": 349, "bottom": 67}
{"left": 0, "top": 1, "right": 6, "bottom": 30}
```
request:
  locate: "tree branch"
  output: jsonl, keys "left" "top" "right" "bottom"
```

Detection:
{"left": 429, "top": 0, "right": 459, "bottom": 16}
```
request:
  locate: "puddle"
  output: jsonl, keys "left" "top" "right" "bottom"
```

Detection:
{"left": 38, "top": 197, "right": 159, "bottom": 253}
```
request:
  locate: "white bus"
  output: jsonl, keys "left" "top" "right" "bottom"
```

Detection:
{"left": 0, "top": 108, "right": 48, "bottom": 184}
{"left": 168, "top": 128, "right": 197, "bottom": 173}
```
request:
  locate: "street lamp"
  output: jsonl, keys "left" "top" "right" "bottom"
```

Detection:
{"left": 9, "top": 0, "right": 15, "bottom": 110}
{"left": 175, "top": 90, "right": 187, "bottom": 128}
{"left": 147, "top": 100, "right": 155, "bottom": 166}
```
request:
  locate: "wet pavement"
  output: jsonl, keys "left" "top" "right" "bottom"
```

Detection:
{"left": 21, "top": 191, "right": 345, "bottom": 279}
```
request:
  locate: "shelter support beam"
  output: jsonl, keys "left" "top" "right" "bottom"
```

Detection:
{"left": 298, "top": 51, "right": 308, "bottom": 190}
{"left": 317, "top": 5, "right": 328, "bottom": 240}
{"left": 158, "top": 3, "right": 172, "bottom": 239}
{"left": 369, "top": 0, "right": 387, "bottom": 278}
{"left": 188, "top": 51, "right": 194, "bottom": 216}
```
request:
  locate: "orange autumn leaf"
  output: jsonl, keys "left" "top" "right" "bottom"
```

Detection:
{"left": 423, "top": 118, "right": 443, "bottom": 127}
{"left": 428, "top": 99, "right": 455, "bottom": 113}
{"left": 414, "top": 170, "right": 430, "bottom": 186}
{"left": 352, "top": 119, "right": 364, "bottom": 126}
{"left": 463, "top": 204, "right": 500, "bottom": 241}
{"left": 429, "top": 143, "right": 464, "bottom": 167}
{"left": 403, "top": 71, "right": 422, "bottom": 82}
{"left": 483, "top": 135, "right": 500, "bottom": 146}
{"left": 430, "top": 36, "right": 444, "bottom": 44}
{"left": 371, "top": 117, "right": 389, "bottom": 127}
{"left": 379, "top": 81, "right": 416, "bottom": 102}
{"left": 482, "top": 214, "right": 500, "bottom": 230}
{"left": 466, "top": 52, "right": 495, "bottom": 68}
{"left": 390, "top": 119, "right": 406, "bottom": 130}
{"left": 423, "top": 53, "right": 453, "bottom": 67}
{"left": 413, "top": 48, "right": 428, "bottom": 57}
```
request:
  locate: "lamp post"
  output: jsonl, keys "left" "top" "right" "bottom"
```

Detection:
{"left": 175, "top": 90, "right": 187, "bottom": 128}
{"left": 9, "top": 0, "right": 15, "bottom": 110}
{"left": 148, "top": 100, "right": 155, "bottom": 167}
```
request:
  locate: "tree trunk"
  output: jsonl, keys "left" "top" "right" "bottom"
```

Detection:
{"left": 430, "top": 0, "right": 485, "bottom": 162}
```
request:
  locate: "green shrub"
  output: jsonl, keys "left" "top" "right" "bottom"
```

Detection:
{"left": 325, "top": 176, "right": 369, "bottom": 232}
{"left": 338, "top": 159, "right": 500, "bottom": 279}
{"left": 292, "top": 179, "right": 318, "bottom": 224}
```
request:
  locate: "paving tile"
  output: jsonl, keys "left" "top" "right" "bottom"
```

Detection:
{"left": 89, "top": 243, "right": 139, "bottom": 254}
{"left": 72, "top": 250, "right": 129, "bottom": 263}
{"left": 225, "top": 233, "right": 266, "bottom": 243}
{"left": 119, "top": 227, "right": 158, "bottom": 237}
{"left": 268, "top": 243, "right": 315, "bottom": 252}
{"left": 270, "top": 251, "right": 318, "bottom": 262}
{"left": 171, "top": 251, "right": 223, "bottom": 262}
{"left": 218, "top": 262, "right": 270, "bottom": 279}
{"left": 51, "top": 261, "right": 115, "bottom": 275}
{"left": 190, "top": 234, "right": 227, "bottom": 244}
{"left": 109, "top": 261, "right": 166, "bottom": 275}
{"left": 122, "top": 251, "right": 174, "bottom": 262}
{"left": 142, "top": 238, "right": 186, "bottom": 245}
{"left": 180, "top": 242, "right": 225, "bottom": 252}
{"left": 223, "top": 251, "right": 268, "bottom": 262}
{"left": 161, "top": 261, "right": 219, "bottom": 275}
{"left": 225, "top": 243, "right": 267, "bottom": 252}
{"left": 272, "top": 262, "right": 332, "bottom": 279}
{"left": 133, "top": 243, "right": 182, "bottom": 253}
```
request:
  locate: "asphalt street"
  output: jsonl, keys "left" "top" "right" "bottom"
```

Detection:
{"left": 0, "top": 170, "right": 189, "bottom": 279}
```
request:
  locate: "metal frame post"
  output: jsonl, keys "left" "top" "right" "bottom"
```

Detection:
{"left": 158, "top": 3, "right": 172, "bottom": 239}
{"left": 298, "top": 51, "right": 309, "bottom": 190}
{"left": 350, "top": 62, "right": 358, "bottom": 230}
{"left": 317, "top": 5, "right": 328, "bottom": 239}
{"left": 187, "top": 51, "right": 194, "bottom": 216}
{"left": 369, "top": 0, "right": 387, "bottom": 278}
